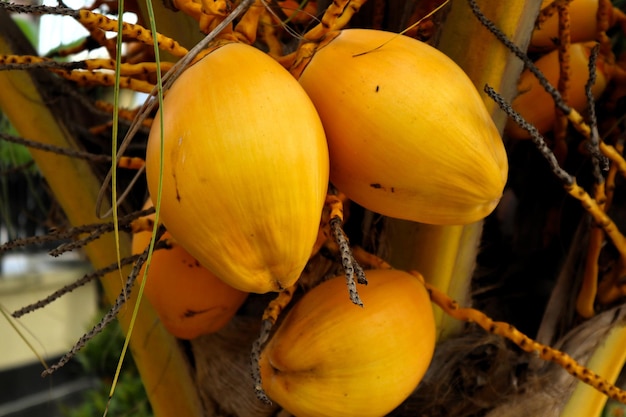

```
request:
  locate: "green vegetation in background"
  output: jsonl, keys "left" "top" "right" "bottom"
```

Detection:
{"left": 61, "top": 310, "right": 153, "bottom": 417}
{"left": 604, "top": 399, "right": 626, "bottom": 417}
{"left": 0, "top": 116, "right": 34, "bottom": 170}
{"left": 12, "top": 15, "right": 37, "bottom": 50}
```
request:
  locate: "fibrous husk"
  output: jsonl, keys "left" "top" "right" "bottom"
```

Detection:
{"left": 389, "top": 304, "right": 626, "bottom": 417}
{"left": 190, "top": 316, "right": 279, "bottom": 417}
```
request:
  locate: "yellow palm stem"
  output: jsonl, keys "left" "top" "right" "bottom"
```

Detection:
{"left": 385, "top": 0, "right": 542, "bottom": 341}
{"left": 386, "top": 222, "right": 481, "bottom": 340}
{"left": 0, "top": 18, "right": 202, "bottom": 417}
{"left": 560, "top": 324, "right": 626, "bottom": 417}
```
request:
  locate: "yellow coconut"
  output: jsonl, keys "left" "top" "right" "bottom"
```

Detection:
{"left": 259, "top": 269, "right": 436, "bottom": 417}
{"left": 297, "top": 29, "right": 508, "bottom": 225}
{"left": 145, "top": 42, "right": 329, "bottom": 293}
{"left": 530, "top": 0, "right": 626, "bottom": 52}
{"left": 506, "top": 42, "right": 610, "bottom": 139}
{"left": 131, "top": 199, "right": 248, "bottom": 339}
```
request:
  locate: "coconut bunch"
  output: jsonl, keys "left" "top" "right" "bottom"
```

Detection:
{"left": 8, "top": 0, "right": 626, "bottom": 416}
{"left": 140, "top": 21, "right": 508, "bottom": 415}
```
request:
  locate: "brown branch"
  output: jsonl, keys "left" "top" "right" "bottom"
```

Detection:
{"left": 0, "top": 131, "right": 112, "bottom": 163}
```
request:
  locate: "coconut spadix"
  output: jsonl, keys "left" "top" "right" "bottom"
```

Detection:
{"left": 529, "top": 0, "right": 626, "bottom": 52}
{"left": 296, "top": 29, "right": 508, "bottom": 225}
{"left": 146, "top": 42, "right": 329, "bottom": 293}
{"left": 506, "top": 42, "right": 609, "bottom": 139}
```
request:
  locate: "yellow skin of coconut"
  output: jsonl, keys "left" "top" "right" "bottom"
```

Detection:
{"left": 146, "top": 42, "right": 329, "bottom": 294}
{"left": 298, "top": 29, "right": 508, "bottom": 226}
{"left": 506, "top": 42, "right": 609, "bottom": 139}
{"left": 530, "top": 0, "right": 617, "bottom": 52}
{"left": 259, "top": 269, "right": 436, "bottom": 417}
{"left": 131, "top": 200, "right": 248, "bottom": 340}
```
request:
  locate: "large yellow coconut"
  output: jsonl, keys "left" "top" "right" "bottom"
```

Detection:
{"left": 259, "top": 269, "right": 436, "bottom": 417}
{"left": 146, "top": 42, "right": 329, "bottom": 293}
{"left": 297, "top": 29, "right": 508, "bottom": 225}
